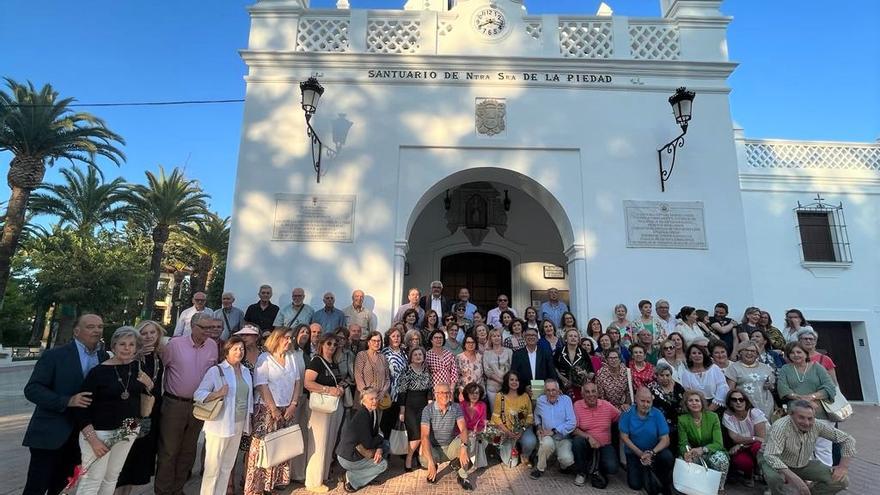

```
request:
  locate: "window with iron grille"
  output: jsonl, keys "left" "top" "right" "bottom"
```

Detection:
{"left": 794, "top": 194, "right": 852, "bottom": 263}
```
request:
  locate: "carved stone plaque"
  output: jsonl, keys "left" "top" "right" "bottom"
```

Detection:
{"left": 624, "top": 200, "right": 707, "bottom": 249}
{"left": 272, "top": 194, "right": 355, "bottom": 242}
{"left": 475, "top": 98, "right": 506, "bottom": 136}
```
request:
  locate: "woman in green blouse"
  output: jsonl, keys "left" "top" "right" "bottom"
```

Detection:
{"left": 678, "top": 389, "right": 730, "bottom": 495}
{"left": 776, "top": 341, "right": 837, "bottom": 466}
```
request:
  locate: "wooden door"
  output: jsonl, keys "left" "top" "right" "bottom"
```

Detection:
{"left": 440, "top": 252, "right": 512, "bottom": 315}
{"left": 813, "top": 321, "right": 863, "bottom": 401}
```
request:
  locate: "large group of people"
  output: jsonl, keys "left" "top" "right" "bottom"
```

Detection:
{"left": 22, "top": 283, "right": 858, "bottom": 495}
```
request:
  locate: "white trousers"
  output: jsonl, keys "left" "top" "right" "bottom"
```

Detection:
{"left": 200, "top": 422, "right": 245, "bottom": 495}
{"left": 814, "top": 419, "right": 833, "bottom": 467}
{"left": 77, "top": 429, "right": 138, "bottom": 495}
{"left": 536, "top": 435, "right": 574, "bottom": 471}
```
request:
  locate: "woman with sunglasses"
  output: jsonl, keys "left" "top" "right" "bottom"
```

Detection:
{"left": 722, "top": 390, "right": 766, "bottom": 488}
{"left": 656, "top": 338, "right": 684, "bottom": 383}
{"left": 303, "top": 334, "right": 345, "bottom": 492}
{"left": 453, "top": 303, "right": 474, "bottom": 337}
{"left": 725, "top": 342, "right": 775, "bottom": 420}
{"left": 604, "top": 327, "right": 631, "bottom": 364}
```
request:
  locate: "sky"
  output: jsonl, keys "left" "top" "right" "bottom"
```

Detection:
{"left": 2, "top": 0, "right": 878, "bottom": 218}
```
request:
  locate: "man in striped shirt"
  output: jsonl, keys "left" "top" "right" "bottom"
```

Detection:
{"left": 759, "top": 400, "right": 855, "bottom": 495}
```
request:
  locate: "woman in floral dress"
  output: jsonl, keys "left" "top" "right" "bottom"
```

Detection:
{"left": 456, "top": 334, "right": 484, "bottom": 400}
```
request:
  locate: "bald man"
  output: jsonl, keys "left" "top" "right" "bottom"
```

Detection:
{"left": 311, "top": 292, "right": 346, "bottom": 333}
{"left": 618, "top": 387, "right": 674, "bottom": 495}
{"left": 173, "top": 292, "right": 213, "bottom": 337}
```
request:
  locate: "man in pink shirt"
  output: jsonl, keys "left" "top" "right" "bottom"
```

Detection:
{"left": 155, "top": 312, "right": 219, "bottom": 495}
{"left": 571, "top": 382, "right": 620, "bottom": 487}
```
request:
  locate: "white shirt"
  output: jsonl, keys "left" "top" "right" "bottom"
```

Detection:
{"left": 430, "top": 296, "right": 444, "bottom": 317}
{"left": 680, "top": 365, "right": 729, "bottom": 406}
{"left": 173, "top": 306, "right": 214, "bottom": 337}
{"left": 527, "top": 347, "right": 538, "bottom": 379}
{"left": 675, "top": 322, "right": 705, "bottom": 347}
{"left": 194, "top": 361, "right": 254, "bottom": 437}
{"left": 253, "top": 352, "right": 299, "bottom": 407}
{"left": 487, "top": 306, "right": 517, "bottom": 329}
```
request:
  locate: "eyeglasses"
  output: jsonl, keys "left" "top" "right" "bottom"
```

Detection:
{"left": 730, "top": 397, "right": 746, "bottom": 403}
{"left": 662, "top": 346, "right": 675, "bottom": 351}
{"left": 325, "top": 342, "right": 338, "bottom": 347}
{"left": 369, "top": 338, "right": 382, "bottom": 343}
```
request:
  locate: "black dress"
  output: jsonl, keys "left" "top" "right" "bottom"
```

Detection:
{"left": 117, "top": 353, "right": 164, "bottom": 487}
{"left": 647, "top": 380, "right": 685, "bottom": 450}
{"left": 396, "top": 366, "right": 433, "bottom": 440}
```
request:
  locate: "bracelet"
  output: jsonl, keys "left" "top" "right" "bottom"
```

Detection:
{"left": 83, "top": 430, "right": 95, "bottom": 440}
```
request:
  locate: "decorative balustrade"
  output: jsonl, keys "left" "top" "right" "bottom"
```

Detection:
{"left": 744, "top": 140, "right": 880, "bottom": 172}
{"left": 285, "top": 9, "right": 686, "bottom": 60}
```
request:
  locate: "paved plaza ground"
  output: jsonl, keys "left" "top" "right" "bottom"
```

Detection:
{"left": 2, "top": 363, "right": 877, "bottom": 495}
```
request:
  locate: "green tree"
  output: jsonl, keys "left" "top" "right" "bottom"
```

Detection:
{"left": 0, "top": 78, "right": 125, "bottom": 309}
{"left": 29, "top": 166, "right": 132, "bottom": 235}
{"left": 129, "top": 166, "right": 208, "bottom": 318}
{"left": 18, "top": 227, "right": 148, "bottom": 344}
{"left": 0, "top": 278, "right": 35, "bottom": 346}
{"left": 189, "top": 213, "right": 229, "bottom": 294}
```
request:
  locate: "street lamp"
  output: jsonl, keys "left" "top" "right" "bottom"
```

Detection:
{"left": 300, "top": 77, "right": 326, "bottom": 183}
{"left": 657, "top": 87, "right": 695, "bottom": 192}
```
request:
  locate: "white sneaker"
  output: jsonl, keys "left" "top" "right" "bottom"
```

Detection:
{"left": 574, "top": 474, "right": 586, "bottom": 487}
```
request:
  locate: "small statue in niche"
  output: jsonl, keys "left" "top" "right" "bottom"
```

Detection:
{"left": 465, "top": 194, "right": 488, "bottom": 229}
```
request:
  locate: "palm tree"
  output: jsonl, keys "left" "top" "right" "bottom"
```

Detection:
{"left": 188, "top": 213, "right": 230, "bottom": 294}
{"left": 0, "top": 78, "right": 124, "bottom": 308}
{"left": 129, "top": 166, "right": 209, "bottom": 319}
{"left": 29, "top": 166, "right": 132, "bottom": 235}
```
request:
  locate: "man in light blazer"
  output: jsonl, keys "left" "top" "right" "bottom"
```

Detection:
{"left": 22, "top": 314, "right": 109, "bottom": 495}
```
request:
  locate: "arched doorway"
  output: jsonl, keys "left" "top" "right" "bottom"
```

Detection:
{"left": 440, "top": 252, "right": 511, "bottom": 312}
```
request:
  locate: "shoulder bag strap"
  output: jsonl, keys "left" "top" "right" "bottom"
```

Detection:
{"left": 320, "top": 357, "right": 338, "bottom": 386}
{"left": 288, "top": 305, "right": 305, "bottom": 328}
{"left": 221, "top": 309, "right": 232, "bottom": 334}
{"left": 626, "top": 367, "right": 634, "bottom": 404}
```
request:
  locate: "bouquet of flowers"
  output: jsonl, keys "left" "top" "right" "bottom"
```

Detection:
{"left": 62, "top": 418, "right": 140, "bottom": 494}
{"left": 478, "top": 409, "right": 529, "bottom": 446}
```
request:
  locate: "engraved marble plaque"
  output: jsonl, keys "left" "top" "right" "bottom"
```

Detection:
{"left": 272, "top": 194, "right": 355, "bottom": 242}
{"left": 624, "top": 200, "right": 707, "bottom": 249}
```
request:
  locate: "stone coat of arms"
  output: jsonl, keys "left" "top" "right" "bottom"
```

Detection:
{"left": 475, "top": 99, "right": 506, "bottom": 136}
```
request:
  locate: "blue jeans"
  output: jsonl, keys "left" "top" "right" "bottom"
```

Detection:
{"left": 571, "top": 437, "right": 618, "bottom": 475}
{"left": 625, "top": 449, "right": 673, "bottom": 495}
{"left": 498, "top": 428, "right": 537, "bottom": 467}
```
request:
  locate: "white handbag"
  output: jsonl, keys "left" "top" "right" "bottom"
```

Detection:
{"left": 673, "top": 457, "right": 722, "bottom": 495}
{"left": 822, "top": 385, "right": 853, "bottom": 422}
{"left": 308, "top": 357, "right": 340, "bottom": 414}
{"left": 255, "top": 424, "right": 304, "bottom": 469}
{"left": 389, "top": 421, "right": 409, "bottom": 455}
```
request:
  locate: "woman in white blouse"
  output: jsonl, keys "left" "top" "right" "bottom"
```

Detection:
{"left": 679, "top": 344, "right": 729, "bottom": 413}
{"left": 195, "top": 336, "right": 254, "bottom": 495}
{"left": 482, "top": 328, "right": 512, "bottom": 413}
{"left": 243, "top": 328, "right": 301, "bottom": 495}
{"left": 674, "top": 306, "right": 705, "bottom": 347}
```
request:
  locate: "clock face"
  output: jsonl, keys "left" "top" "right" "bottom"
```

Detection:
{"left": 472, "top": 7, "right": 507, "bottom": 39}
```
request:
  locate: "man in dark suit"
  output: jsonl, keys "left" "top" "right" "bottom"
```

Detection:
{"left": 511, "top": 327, "right": 557, "bottom": 383}
{"left": 22, "top": 314, "right": 109, "bottom": 495}
{"left": 419, "top": 280, "right": 450, "bottom": 318}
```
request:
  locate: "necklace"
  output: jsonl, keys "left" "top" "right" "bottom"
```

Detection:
{"left": 794, "top": 363, "right": 810, "bottom": 383}
{"left": 114, "top": 363, "right": 132, "bottom": 400}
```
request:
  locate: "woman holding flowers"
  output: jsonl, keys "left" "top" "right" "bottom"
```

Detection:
{"left": 490, "top": 371, "right": 537, "bottom": 467}
{"left": 73, "top": 326, "right": 153, "bottom": 494}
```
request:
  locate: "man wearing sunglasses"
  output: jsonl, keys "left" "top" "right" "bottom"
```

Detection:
{"left": 487, "top": 294, "right": 517, "bottom": 330}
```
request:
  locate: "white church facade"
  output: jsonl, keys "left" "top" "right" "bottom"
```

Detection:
{"left": 226, "top": 0, "right": 880, "bottom": 402}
